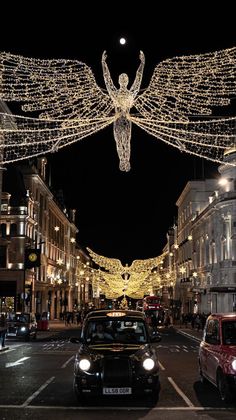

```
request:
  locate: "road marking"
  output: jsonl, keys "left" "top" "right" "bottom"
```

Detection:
{"left": 158, "top": 360, "right": 165, "bottom": 370}
{"left": 0, "top": 348, "right": 15, "bottom": 354}
{"left": 61, "top": 355, "right": 74, "bottom": 369}
{"left": 168, "top": 377, "right": 194, "bottom": 407}
{"left": 5, "top": 356, "right": 30, "bottom": 368}
{"left": 0, "top": 405, "right": 234, "bottom": 411}
{"left": 22, "top": 376, "right": 55, "bottom": 407}
{"left": 177, "top": 331, "right": 201, "bottom": 342}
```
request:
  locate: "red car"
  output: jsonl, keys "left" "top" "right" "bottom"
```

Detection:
{"left": 199, "top": 313, "right": 236, "bottom": 402}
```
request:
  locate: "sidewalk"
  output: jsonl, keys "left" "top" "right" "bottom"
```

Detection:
{"left": 173, "top": 323, "right": 203, "bottom": 342}
{"left": 36, "top": 319, "right": 80, "bottom": 339}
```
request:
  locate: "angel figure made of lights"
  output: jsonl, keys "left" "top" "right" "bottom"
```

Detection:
{"left": 86, "top": 247, "right": 166, "bottom": 298}
{"left": 0, "top": 46, "right": 236, "bottom": 170}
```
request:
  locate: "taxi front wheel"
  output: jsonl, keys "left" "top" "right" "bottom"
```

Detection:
{"left": 217, "top": 370, "right": 232, "bottom": 402}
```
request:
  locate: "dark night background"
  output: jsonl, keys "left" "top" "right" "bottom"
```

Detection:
{"left": 0, "top": 2, "right": 235, "bottom": 263}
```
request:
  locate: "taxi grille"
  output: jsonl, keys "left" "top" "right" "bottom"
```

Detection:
{"left": 103, "top": 358, "right": 131, "bottom": 386}
{"left": 8, "top": 326, "right": 17, "bottom": 333}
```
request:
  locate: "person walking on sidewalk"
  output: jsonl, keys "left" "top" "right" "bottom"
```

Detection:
{"left": 0, "top": 314, "right": 7, "bottom": 349}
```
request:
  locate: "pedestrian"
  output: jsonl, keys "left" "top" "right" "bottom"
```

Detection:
{"left": 0, "top": 314, "right": 7, "bottom": 349}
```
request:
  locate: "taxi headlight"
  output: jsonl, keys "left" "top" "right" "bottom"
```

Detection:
{"left": 143, "top": 358, "right": 155, "bottom": 371}
{"left": 78, "top": 358, "right": 91, "bottom": 371}
{"left": 20, "top": 326, "right": 26, "bottom": 332}
{"left": 232, "top": 359, "right": 236, "bottom": 371}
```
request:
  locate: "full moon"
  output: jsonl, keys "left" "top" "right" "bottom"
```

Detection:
{"left": 119, "top": 37, "right": 126, "bottom": 45}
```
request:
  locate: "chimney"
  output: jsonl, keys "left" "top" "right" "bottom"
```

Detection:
{"left": 37, "top": 157, "right": 47, "bottom": 181}
{"left": 70, "top": 209, "right": 76, "bottom": 223}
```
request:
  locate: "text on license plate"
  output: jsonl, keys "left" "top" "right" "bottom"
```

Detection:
{"left": 103, "top": 387, "right": 132, "bottom": 395}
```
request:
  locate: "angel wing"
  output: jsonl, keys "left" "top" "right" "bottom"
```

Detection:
{"left": 134, "top": 46, "right": 236, "bottom": 121}
{"left": 129, "top": 252, "right": 167, "bottom": 273}
{"left": 0, "top": 52, "right": 116, "bottom": 164}
{"left": 0, "top": 51, "right": 114, "bottom": 119}
{"left": 131, "top": 47, "right": 236, "bottom": 166}
{"left": 86, "top": 247, "right": 125, "bottom": 274}
{"left": 87, "top": 247, "right": 166, "bottom": 274}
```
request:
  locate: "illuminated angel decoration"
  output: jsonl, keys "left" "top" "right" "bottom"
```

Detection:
{"left": 86, "top": 247, "right": 166, "bottom": 274}
{"left": 87, "top": 247, "right": 166, "bottom": 298}
{"left": 1, "top": 46, "right": 236, "bottom": 170}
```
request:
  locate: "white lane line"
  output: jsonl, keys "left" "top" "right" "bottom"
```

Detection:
{"left": 5, "top": 356, "right": 30, "bottom": 368}
{"left": 61, "top": 355, "right": 74, "bottom": 369}
{"left": 0, "top": 405, "right": 233, "bottom": 411}
{"left": 168, "top": 377, "right": 194, "bottom": 407}
{"left": 0, "top": 348, "right": 15, "bottom": 354}
{"left": 158, "top": 360, "right": 165, "bottom": 370}
{"left": 22, "top": 376, "right": 55, "bottom": 407}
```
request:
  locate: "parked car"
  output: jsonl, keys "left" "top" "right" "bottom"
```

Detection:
{"left": 6, "top": 312, "right": 37, "bottom": 341}
{"left": 199, "top": 312, "right": 236, "bottom": 402}
{"left": 70, "top": 309, "right": 161, "bottom": 401}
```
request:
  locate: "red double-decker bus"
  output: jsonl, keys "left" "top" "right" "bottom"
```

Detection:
{"left": 143, "top": 296, "right": 161, "bottom": 311}
{"left": 142, "top": 296, "right": 164, "bottom": 326}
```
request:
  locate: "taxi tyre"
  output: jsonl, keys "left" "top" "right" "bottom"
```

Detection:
{"left": 24, "top": 332, "right": 37, "bottom": 341}
{"left": 149, "top": 380, "right": 160, "bottom": 402}
{"left": 198, "top": 360, "right": 207, "bottom": 384}
{"left": 217, "top": 369, "right": 232, "bottom": 403}
{"left": 73, "top": 378, "right": 86, "bottom": 403}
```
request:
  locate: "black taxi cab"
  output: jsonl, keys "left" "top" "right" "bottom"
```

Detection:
{"left": 70, "top": 309, "right": 161, "bottom": 400}
{"left": 6, "top": 312, "right": 37, "bottom": 341}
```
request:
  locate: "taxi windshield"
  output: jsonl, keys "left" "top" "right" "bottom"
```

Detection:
{"left": 84, "top": 319, "right": 147, "bottom": 345}
{"left": 7, "top": 313, "right": 30, "bottom": 323}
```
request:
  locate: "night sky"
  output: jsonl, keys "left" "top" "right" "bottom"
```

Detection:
{"left": 1, "top": 2, "right": 235, "bottom": 264}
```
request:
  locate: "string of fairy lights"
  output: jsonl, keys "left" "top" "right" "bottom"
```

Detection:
{"left": 0, "top": 46, "right": 236, "bottom": 169}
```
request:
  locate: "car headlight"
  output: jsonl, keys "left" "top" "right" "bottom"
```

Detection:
{"left": 232, "top": 359, "right": 236, "bottom": 371}
{"left": 20, "top": 326, "right": 26, "bottom": 332}
{"left": 143, "top": 358, "right": 155, "bottom": 371}
{"left": 78, "top": 358, "right": 91, "bottom": 371}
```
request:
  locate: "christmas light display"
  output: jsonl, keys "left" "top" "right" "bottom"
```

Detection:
{"left": 0, "top": 46, "right": 236, "bottom": 169}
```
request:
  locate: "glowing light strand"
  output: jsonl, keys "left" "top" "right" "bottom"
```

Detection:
{"left": 0, "top": 47, "right": 236, "bottom": 169}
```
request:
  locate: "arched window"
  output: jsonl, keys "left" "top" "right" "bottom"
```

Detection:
{"left": 210, "top": 240, "right": 216, "bottom": 264}
{"left": 221, "top": 235, "right": 227, "bottom": 260}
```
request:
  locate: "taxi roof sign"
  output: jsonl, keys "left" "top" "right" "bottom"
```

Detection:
{"left": 106, "top": 311, "right": 126, "bottom": 317}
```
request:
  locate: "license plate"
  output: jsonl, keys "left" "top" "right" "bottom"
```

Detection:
{"left": 7, "top": 333, "right": 16, "bottom": 336}
{"left": 103, "top": 387, "right": 132, "bottom": 395}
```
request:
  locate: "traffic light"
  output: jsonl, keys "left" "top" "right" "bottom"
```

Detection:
{"left": 25, "top": 249, "right": 41, "bottom": 268}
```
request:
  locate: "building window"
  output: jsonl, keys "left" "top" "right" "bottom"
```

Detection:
{"left": 221, "top": 236, "right": 227, "bottom": 260}
{"left": 210, "top": 240, "right": 216, "bottom": 264}
{"left": 10, "top": 223, "right": 17, "bottom": 236}
{"left": 0, "top": 246, "right": 7, "bottom": 267}
{"left": 0, "top": 224, "right": 7, "bottom": 238}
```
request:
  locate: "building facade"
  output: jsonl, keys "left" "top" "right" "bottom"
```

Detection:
{"left": 0, "top": 158, "right": 92, "bottom": 318}
{"left": 162, "top": 151, "right": 236, "bottom": 315}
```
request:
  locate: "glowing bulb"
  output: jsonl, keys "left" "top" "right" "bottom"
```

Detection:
{"left": 119, "top": 37, "right": 126, "bottom": 45}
